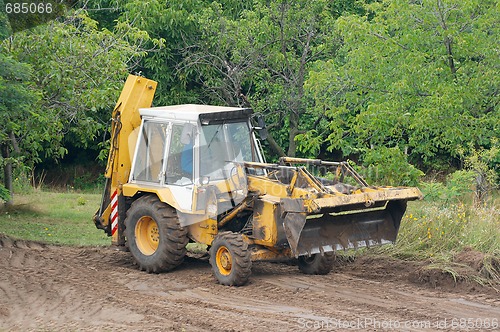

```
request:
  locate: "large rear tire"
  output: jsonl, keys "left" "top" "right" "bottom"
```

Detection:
{"left": 298, "top": 252, "right": 335, "bottom": 275}
{"left": 125, "top": 195, "right": 188, "bottom": 273}
{"left": 209, "top": 232, "right": 252, "bottom": 286}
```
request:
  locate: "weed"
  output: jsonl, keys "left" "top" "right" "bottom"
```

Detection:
{"left": 77, "top": 196, "right": 87, "bottom": 206}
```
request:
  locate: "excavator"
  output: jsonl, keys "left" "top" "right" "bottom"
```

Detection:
{"left": 93, "top": 74, "right": 423, "bottom": 286}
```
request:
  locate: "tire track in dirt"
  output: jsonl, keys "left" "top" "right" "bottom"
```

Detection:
{"left": 1, "top": 242, "right": 144, "bottom": 331}
{"left": 1, "top": 236, "right": 499, "bottom": 331}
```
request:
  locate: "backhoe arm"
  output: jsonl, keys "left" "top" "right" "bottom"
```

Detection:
{"left": 94, "top": 75, "right": 157, "bottom": 245}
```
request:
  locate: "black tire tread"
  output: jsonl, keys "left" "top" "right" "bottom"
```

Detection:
{"left": 125, "top": 195, "right": 188, "bottom": 273}
{"left": 209, "top": 231, "right": 252, "bottom": 286}
{"left": 298, "top": 252, "right": 335, "bottom": 275}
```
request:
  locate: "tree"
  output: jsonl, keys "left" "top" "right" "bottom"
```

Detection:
{"left": 0, "top": 53, "right": 38, "bottom": 205}
{"left": 106, "top": 0, "right": 202, "bottom": 105}
{"left": 180, "top": 0, "right": 360, "bottom": 158}
{"left": 93, "top": 0, "right": 363, "bottom": 159}
{"left": 107, "top": 0, "right": 259, "bottom": 106}
{"left": 1, "top": 8, "right": 156, "bottom": 202}
{"left": 8, "top": 10, "right": 158, "bottom": 147}
{"left": 306, "top": 0, "right": 499, "bottom": 177}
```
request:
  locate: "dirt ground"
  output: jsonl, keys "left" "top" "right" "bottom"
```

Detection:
{"left": 1, "top": 235, "right": 499, "bottom": 332}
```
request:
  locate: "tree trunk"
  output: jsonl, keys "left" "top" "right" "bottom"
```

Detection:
{"left": 2, "top": 144, "right": 13, "bottom": 207}
{"left": 444, "top": 36, "right": 457, "bottom": 76}
{"left": 266, "top": 132, "right": 286, "bottom": 158}
{"left": 287, "top": 127, "right": 298, "bottom": 157}
{"left": 436, "top": 0, "right": 457, "bottom": 77}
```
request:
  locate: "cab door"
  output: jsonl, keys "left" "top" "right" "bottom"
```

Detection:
{"left": 164, "top": 123, "right": 196, "bottom": 212}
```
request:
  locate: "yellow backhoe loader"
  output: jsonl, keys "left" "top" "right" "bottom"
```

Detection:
{"left": 94, "top": 74, "right": 423, "bottom": 286}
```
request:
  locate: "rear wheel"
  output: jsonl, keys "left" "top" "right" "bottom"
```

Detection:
{"left": 125, "top": 195, "right": 188, "bottom": 273}
{"left": 209, "top": 232, "right": 251, "bottom": 286}
{"left": 298, "top": 252, "right": 335, "bottom": 275}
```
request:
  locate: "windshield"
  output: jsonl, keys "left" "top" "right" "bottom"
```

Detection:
{"left": 199, "top": 121, "right": 256, "bottom": 179}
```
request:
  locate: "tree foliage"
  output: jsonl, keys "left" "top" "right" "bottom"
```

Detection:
{"left": 305, "top": 0, "right": 499, "bottom": 177}
{"left": 7, "top": 10, "right": 157, "bottom": 151}
{"left": 1, "top": 7, "right": 155, "bottom": 201}
{"left": 179, "top": 0, "right": 366, "bottom": 158}
{"left": 0, "top": 52, "right": 38, "bottom": 204}
{"left": 0, "top": 0, "right": 12, "bottom": 39}
{"left": 105, "top": 0, "right": 201, "bottom": 105}
{"left": 1, "top": 0, "right": 499, "bottom": 191}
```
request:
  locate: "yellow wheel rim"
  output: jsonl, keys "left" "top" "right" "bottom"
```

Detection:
{"left": 135, "top": 216, "right": 159, "bottom": 256}
{"left": 215, "top": 245, "right": 232, "bottom": 276}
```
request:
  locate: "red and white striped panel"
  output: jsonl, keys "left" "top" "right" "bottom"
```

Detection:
{"left": 110, "top": 190, "right": 119, "bottom": 236}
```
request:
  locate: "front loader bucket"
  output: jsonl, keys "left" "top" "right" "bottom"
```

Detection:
{"left": 283, "top": 200, "right": 407, "bottom": 257}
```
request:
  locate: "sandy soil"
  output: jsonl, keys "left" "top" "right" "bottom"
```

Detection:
{"left": 1, "top": 235, "right": 499, "bottom": 331}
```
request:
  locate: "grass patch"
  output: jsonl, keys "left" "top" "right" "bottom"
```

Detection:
{"left": 396, "top": 200, "right": 499, "bottom": 257}
{"left": 372, "top": 198, "right": 500, "bottom": 286}
{"left": 0, "top": 191, "right": 109, "bottom": 246}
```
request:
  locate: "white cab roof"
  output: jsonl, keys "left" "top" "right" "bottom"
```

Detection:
{"left": 139, "top": 104, "right": 249, "bottom": 122}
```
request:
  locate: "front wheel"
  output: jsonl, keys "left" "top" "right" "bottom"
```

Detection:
{"left": 125, "top": 195, "right": 188, "bottom": 273}
{"left": 298, "top": 252, "right": 335, "bottom": 275}
{"left": 209, "top": 232, "right": 252, "bottom": 286}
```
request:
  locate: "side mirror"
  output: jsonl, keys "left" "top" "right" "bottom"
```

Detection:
{"left": 255, "top": 114, "right": 268, "bottom": 140}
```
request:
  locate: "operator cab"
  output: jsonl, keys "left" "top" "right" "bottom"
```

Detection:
{"left": 128, "top": 104, "right": 265, "bottom": 214}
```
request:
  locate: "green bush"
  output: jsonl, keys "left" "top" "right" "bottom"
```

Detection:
{"left": 462, "top": 146, "right": 499, "bottom": 206}
{"left": 422, "top": 170, "right": 488, "bottom": 203}
{"left": 360, "top": 147, "right": 424, "bottom": 186}
{"left": 421, "top": 182, "right": 446, "bottom": 201}
{"left": 445, "top": 170, "right": 476, "bottom": 201}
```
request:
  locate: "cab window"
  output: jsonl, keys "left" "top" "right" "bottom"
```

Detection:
{"left": 132, "top": 121, "right": 167, "bottom": 183}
